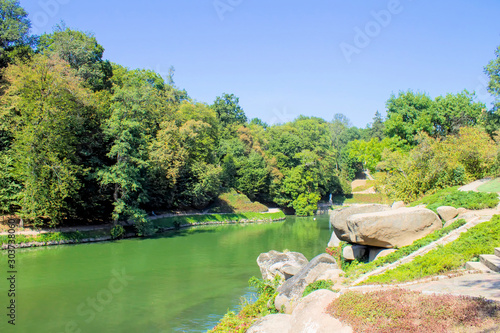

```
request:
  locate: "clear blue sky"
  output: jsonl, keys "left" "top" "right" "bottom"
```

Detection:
{"left": 21, "top": 0, "right": 500, "bottom": 128}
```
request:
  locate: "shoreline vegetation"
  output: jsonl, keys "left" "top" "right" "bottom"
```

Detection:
{"left": 0, "top": 211, "right": 286, "bottom": 250}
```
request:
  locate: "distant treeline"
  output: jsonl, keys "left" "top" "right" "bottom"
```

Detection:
{"left": 1, "top": 1, "right": 500, "bottom": 232}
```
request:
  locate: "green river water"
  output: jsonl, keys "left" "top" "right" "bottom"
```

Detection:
{"left": 1, "top": 215, "right": 332, "bottom": 332}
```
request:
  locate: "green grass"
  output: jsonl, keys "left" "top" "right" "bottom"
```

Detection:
{"left": 303, "top": 279, "right": 334, "bottom": 297}
{"left": 153, "top": 211, "right": 286, "bottom": 228}
{"left": 209, "top": 277, "right": 281, "bottom": 333}
{"left": 0, "top": 229, "right": 110, "bottom": 245}
{"left": 341, "top": 219, "right": 467, "bottom": 282}
{"left": 332, "top": 193, "right": 392, "bottom": 205}
{"left": 352, "top": 180, "right": 376, "bottom": 192}
{"left": 477, "top": 178, "right": 500, "bottom": 193}
{"left": 209, "top": 189, "right": 268, "bottom": 213}
{"left": 409, "top": 186, "right": 499, "bottom": 211}
{"left": 361, "top": 215, "right": 500, "bottom": 285}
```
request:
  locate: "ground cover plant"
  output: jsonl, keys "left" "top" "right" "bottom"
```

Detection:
{"left": 0, "top": 229, "right": 110, "bottom": 245}
{"left": 340, "top": 219, "right": 467, "bottom": 282}
{"left": 409, "top": 187, "right": 499, "bottom": 211}
{"left": 208, "top": 277, "right": 281, "bottom": 333}
{"left": 209, "top": 189, "right": 268, "bottom": 213}
{"left": 361, "top": 215, "right": 500, "bottom": 285}
{"left": 327, "top": 289, "right": 499, "bottom": 333}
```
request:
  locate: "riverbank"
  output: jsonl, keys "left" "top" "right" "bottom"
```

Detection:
{"left": 0, "top": 211, "right": 286, "bottom": 250}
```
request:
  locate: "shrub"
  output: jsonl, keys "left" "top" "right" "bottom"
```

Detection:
{"left": 110, "top": 225, "right": 125, "bottom": 239}
{"left": 303, "top": 280, "right": 334, "bottom": 297}
{"left": 410, "top": 187, "right": 499, "bottom": 212}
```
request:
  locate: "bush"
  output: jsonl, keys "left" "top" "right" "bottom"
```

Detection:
{"left": 303, "top": 280, "right": 334, "bottom": 297}
{"left": 110, "top": 225, "right": 125, "bottom": 239}
{"left": 209, "top": 276, "right": 282, "bottom": 332}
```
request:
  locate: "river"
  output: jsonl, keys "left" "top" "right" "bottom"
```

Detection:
{"left": 1, "top": 215, "right": 332, "bottom": 332}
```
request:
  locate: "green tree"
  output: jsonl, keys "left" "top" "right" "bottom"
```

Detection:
{"left": 211, "top": 93, "right": 247, "bottom": 135}
{"left": 385, "top": 90, "right": 435, "bottom": 144}
{"left": 2, "top": 55, "right": 92, "bottom": 225}
{"left": 368, "top": 111, "right": 385, "bottom": 140}
{"left": 39, "top": 25, "right": 113, "bottom": 91}
{"left": 0, "top": 0, "right": 33, "bottom": 68}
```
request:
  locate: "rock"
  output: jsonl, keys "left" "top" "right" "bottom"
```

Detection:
{"left": 275, "top": 254, "right": 339, "bottom": 313}
{"left": 330, "top": 204, "right": 390, "bottom": 242}
{"left": 289, "top": 290, "right": 352, "bottom": 333}
{"left": 368, "top": 247, "right": 397, "bottom": 262}
{"left": 436, "top": 206, "right": 459, "bottom": 222}
{"left": 391, "top": 201, "right": 405, "bottom": 209}
{"left": 342, "top": 245, "right": 368, "bottom": 261}
{"left": 257, "top": 250, "right": 309, "bottom": 281}
{"left": 327, "top": 232, "right": 341, "bottom": 247}
{"left": 247, "top": 314, "right": 292, "bottom": 333}
{"left": 346, "top": 207, "right": 442, "bottom": 248}
{"left": 457, "top": 207, "right": 467, "bottom": 215}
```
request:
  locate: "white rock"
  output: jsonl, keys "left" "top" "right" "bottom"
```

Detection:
{"left": 436, "top": 206, "right": 459, "bottom": 222}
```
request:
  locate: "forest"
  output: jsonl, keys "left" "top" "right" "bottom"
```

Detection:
{"left": 1, "top": 0, "right": 500, "bottom": 234}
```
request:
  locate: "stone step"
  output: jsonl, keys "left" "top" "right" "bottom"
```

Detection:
{"left": 495, "top": 248, "right": 500, "bottom": 257}
{"left": 480, "top": 254, "right": 500, "bottom": 273}
{"left": 466, "top": 261, "right": 493, "bottom": 273}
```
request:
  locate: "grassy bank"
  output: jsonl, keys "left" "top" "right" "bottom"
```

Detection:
{"left": 409, "top": 186, "right": 499, "bottom": 211}
{"left": 0, "top": 229, "right": 110, "bottom": 245}
{"left": 339, "top": 219, "right": 467, "bottom": 283}
{"left": 153, "top": 211, "right": 286, "bottom": 228}
{"left": 361, "top": 215, "right": 500, "bottom": 285}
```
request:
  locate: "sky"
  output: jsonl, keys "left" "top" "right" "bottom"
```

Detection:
{"left": 20, "top": 0, "right": 500, "bottom": 128}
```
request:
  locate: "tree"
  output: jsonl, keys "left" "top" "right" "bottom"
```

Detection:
{"left": 0, "top": 0, "right": 34, "bottom": 68}
{"left": 98, "top": 68, "right": 165, "bottom": 232}
{"left": 211, "top": 93, "right": 247, "bottom": 131}
{"left": 38, "top": 25, "right": 113, "bottom": 91}
{"left": 385, "top": 90, "right": 435, "bottom": 144}
{"left": 433, "top": 90, "right": 484, "bottom": 137}
{"left": 485, "top": 45, "right": 500, "bottom": 112}
{"left": 1, "top": 54, "right": 93, "bottom": 225}
{"left": 368, "top": 111, "right": 385, "bottom": 140}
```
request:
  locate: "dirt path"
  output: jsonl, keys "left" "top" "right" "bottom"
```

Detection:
{"left": 458, "top": 178, "right": 492, "bottom": 192}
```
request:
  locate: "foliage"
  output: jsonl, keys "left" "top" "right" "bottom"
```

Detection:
{"left": 302, "top": 279, "right": 334, "bottom": 297}
{"left": 362, "top": 215, "right": 500, "bottom": 284}
{"left": 343, "top": 219, "right": 467, "bottom": 282}
{"left": 379, "top": 127, "right": 497, "bottom": 202}
{"left": 110, "top": 225, "right": 125, "bottom": 239}
{"left": 409, "top": 187, "right": 499, "bottom": 211}
{"left": 327, "top": 289, "right": 499, "bottom": 333}
{"left": 0, "top": 0, "right": 33, "bottom": 67}
{"left": 208, "top": 276, "right": 281, "bottom": 333}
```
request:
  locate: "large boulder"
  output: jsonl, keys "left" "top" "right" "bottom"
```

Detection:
{"left": 275, "top": 254, "right": 340, "bottom": 313}
{"left": 289, "top": 290, "right": 352, "bottom": 333}
{"left": 436, "top": 206, "right": 459, "bottom": 222}
{"left": 246, "top": 314, "right": 292, "bottom": 333}
{"left": 330, "top": 204, "right": 391, "bottom": 242}
{"left": 257, "top": 250, "right": 309, "bottom": 281}
{"left": 391, "top": 201, "right": 405, "bottom": 209}
{"left": 346, "top": 207, "right": 442, "bottom": 248}
{"left": 327, "top": 232, "right": 341, "bottom": 247}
